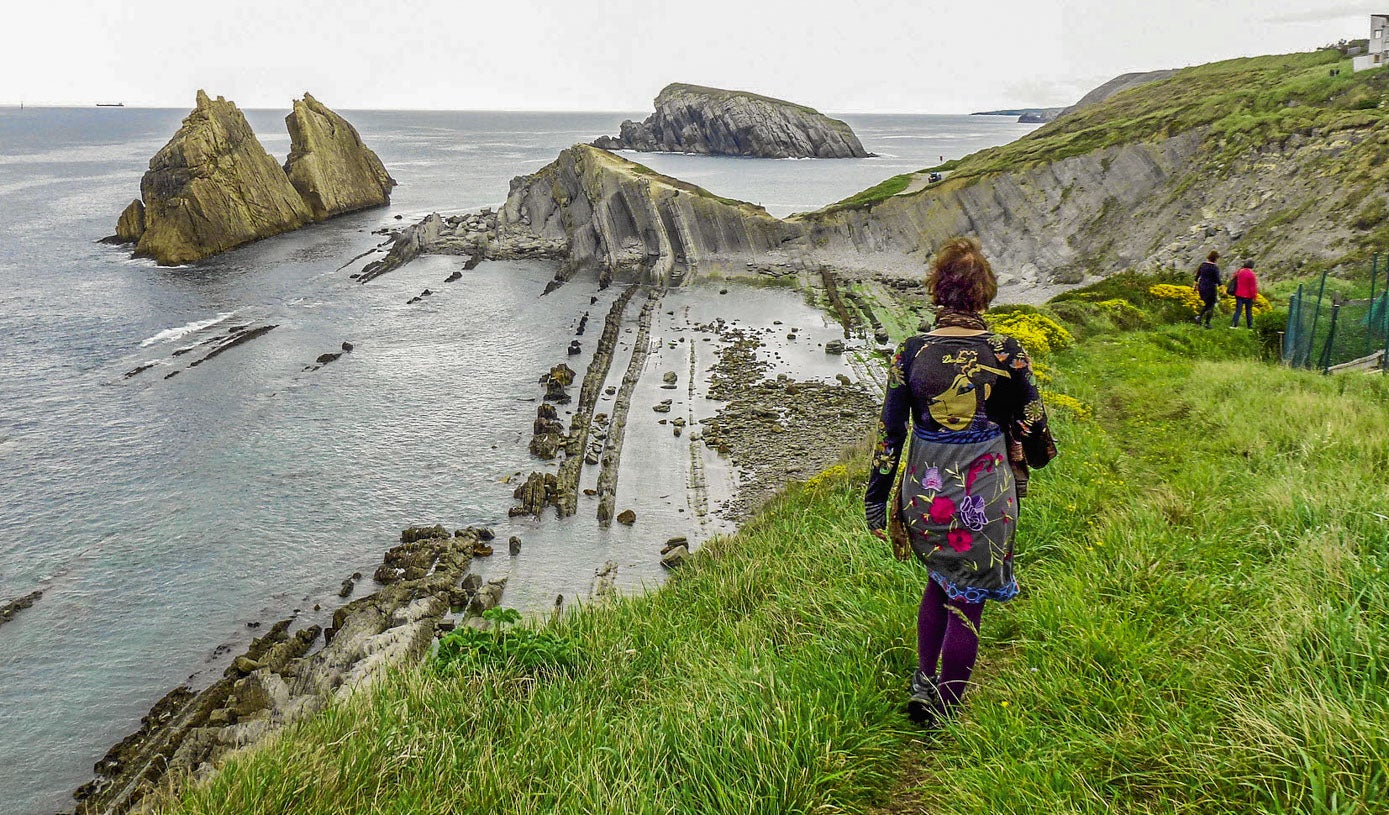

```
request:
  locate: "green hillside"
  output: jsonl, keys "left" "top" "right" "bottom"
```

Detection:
{"left": 826, "top": 48, "right": 1389, "bottom": 213}
{"left": 151, "top": 280, "right": 1389, "bottom": 815}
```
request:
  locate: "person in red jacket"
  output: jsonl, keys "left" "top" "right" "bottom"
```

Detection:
{"left": 1231, "top": 260, "right": 1258, "bottom": 328}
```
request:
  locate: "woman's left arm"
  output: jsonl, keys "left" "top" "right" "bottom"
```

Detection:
{"left": 865, "top": 341, "right": 914, "bottom": 529}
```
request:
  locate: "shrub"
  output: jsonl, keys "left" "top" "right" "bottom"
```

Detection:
{"left": 989, "top": 311, "right": 1074, "bottom": 356}
{"left": 435, "top": 608, "right": 579, "bottom": 678}
{"left": 1096, "top": 298, "right": 1149, "bottom": 330}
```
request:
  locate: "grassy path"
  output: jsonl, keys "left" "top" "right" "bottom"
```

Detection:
{"left": 159, "top": 325, "right": 1388, "bottom": 815}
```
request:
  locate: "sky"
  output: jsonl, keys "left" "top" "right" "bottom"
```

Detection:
{"left": 0, "top": 1, "right": 1380, "bottom": 113}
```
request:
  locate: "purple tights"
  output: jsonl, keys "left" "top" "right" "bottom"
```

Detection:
{"left": 917, "top": 580, "right": 986, "bottom": 712}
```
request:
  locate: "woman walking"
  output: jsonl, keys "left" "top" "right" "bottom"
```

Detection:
{"left": 1230, "top": 260, "right": 1258, "bottom": 328}
{"left": 1194, "top": 250, "right": 1222, "bottom": 329}
{"left": 865, "top": 237, "right": 1054, "bottom": 728}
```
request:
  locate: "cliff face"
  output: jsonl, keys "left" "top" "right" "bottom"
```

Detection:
{"left": 799, "top": 132, "right": 1207, "bottom": 286}
{"left": 284, "top": 93, "right": 396, "bottom": 220}
{"left": 129, "top": 91, "right": 314, "bottom": 265}
{"left": 592, "top": 83, "right": 870, "bottom": 159}
{"left": 499, "top": 144, "right": 803, "bottom": 286}
{"left": 114, "top": 91, "right": 394, "bottom": 265}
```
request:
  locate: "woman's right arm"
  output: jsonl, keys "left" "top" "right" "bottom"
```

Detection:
{"left": 865, "top": 340, "right": 914, "bottom": 529}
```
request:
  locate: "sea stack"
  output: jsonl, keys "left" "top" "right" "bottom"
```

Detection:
{"left": 111, "top": 91, "right": 394, "bottom": 265}
{"left": 121, "top": 91, "right": 314, "bottom": 265}
{"left": 592, "top": 83, "right": 871, "bottom": 159}
{"left": 283, "top": 93, "right": 396, "bottom": 220}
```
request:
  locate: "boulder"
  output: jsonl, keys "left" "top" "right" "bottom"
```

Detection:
{"left": 616, "top": 509, "right": 637, "bottom": 526}
{"left": 660, "top": 545, "right": 689, "bottom": 569}
{"left": 283, "top": 93, "right": 396, "bottom": 220}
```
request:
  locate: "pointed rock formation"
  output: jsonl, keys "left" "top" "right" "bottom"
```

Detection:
{"left": 125, "top": 91, "right": 314, "bottom": 265}
{"left": 592, "top": 83, "right": 870, "bottom": 159}
{"left": 111, "top": 91, "right": 395, "bottom": 265}
{"left": 283, "top": 92, "right": 396, "bottom": 220}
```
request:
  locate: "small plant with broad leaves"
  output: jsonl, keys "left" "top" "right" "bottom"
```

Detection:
{"left": 434, "top": 607, "right": 579, "bottom": 678}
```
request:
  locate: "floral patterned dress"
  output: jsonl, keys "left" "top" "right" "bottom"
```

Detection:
{"left": 865, "top": 332, "right": 1048, "bottom": 602}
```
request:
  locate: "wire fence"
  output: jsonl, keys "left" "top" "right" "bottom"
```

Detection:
{"left": 1283, "top": 255, "right": 1389, "bottom": 373}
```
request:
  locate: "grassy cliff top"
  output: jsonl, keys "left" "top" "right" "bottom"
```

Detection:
{"left": 822, "top": 48, "right": 1389, "bottom": 213}
{"left": 149, "top": 278, "right": 1389, "bottom": 815}
{"left": 576, "top": 143, "right": 774, "bottom": 214}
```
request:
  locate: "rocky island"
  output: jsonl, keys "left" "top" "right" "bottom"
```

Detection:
{"left": 592, "top": 83, "right": 871, "bottom": 159}
{"left": 109, "top": 91, "right": 394, "bottom": 265}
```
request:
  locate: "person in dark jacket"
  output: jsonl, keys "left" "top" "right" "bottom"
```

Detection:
{"left": 1230, "top": 260, "right": 1258, "bottom": 328}
{"left": 1194, "top": 250, "right": 1222, "bottom": 328}
{"left": 864, "top": 237, "right": 1053, "bottom": 728}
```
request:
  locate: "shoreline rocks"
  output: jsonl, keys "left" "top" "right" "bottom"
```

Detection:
{"left": 593, "top": 83, "right": 871, "bottom": 159}
{"left": 73, "top": 526, "right": 481, "bottom": 815}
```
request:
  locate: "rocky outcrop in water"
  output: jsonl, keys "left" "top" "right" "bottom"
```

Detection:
{"left": 284, "top": 93, "right": 396, "bottom": 220}
{"left": 117, "top": 91, "right": 314, "bottom": 265}
{"left": 110, "top": 91, "right": 393, "bottom": 265}
{"left": 593, "top": 83, "right": 870, "bottom": 159}
{"left": 0, "top": 590, "right": 41, "bottom": 627}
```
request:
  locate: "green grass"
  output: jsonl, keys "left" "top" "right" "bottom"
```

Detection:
{"left": 815, "top": 49, "right": 1389, "bottom": 217}
{"left": 155, "top": 310, "right": 1389, "bottom": 814}
{"left": 819, "top": 172, "right": 914, "bottom": 213}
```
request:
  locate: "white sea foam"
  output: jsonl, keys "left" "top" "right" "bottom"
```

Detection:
{"left": 139, "top": 312, "right": 235, "bottom": 347}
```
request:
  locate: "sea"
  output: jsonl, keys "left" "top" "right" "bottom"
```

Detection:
{"left": 0, "top": 105, "right": 1039, "bottom": 814}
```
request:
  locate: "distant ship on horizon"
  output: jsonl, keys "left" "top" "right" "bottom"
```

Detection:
{"left": 96, "top": 102, "right": 125, "bottom": 107}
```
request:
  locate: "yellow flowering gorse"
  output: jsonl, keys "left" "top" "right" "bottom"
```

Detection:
{"left": 989, "top": 312, "right": 1074, "bottom": 357}
{"left": 1148, "top": 284, "right": 1272, "bottom": 316}
{"left": 1041, "top": 390, "right": 1094, "bottom": 420}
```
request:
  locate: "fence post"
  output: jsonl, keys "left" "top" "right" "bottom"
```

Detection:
{"left": 1369, "top": 255, "right": 1380, "bottom": 357}
{"left": 1283, "top": 286, "right": 1299, "bottom": 363}
{"left": 1319, "top": 304, "right": 1341, "bottom": 373}
{"left": 1303, "top": 270, "right": 1328, "bottom": 368}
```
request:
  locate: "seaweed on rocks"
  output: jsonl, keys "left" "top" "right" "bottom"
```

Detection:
{"left": 698, "top": 320, "right": 878, "bottom": 518}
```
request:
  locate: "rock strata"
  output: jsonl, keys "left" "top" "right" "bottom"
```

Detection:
{"left": 593, "top": 83, "right": 870, "bottom": 159}
{"left": 500, "top": 145, "right": 802, "bottom": 288}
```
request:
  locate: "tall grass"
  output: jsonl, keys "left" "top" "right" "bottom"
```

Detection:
{"left": 157, "top": 324, "right": 1389, "bottom": 814}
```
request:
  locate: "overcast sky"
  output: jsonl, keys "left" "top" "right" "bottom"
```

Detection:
{"left": 1, "top": 1, "right": 1379, "bottom": 112}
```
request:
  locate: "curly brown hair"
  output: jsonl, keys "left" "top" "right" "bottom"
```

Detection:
{"left": 927, "top": 236, "right": 997, "bottom": 312}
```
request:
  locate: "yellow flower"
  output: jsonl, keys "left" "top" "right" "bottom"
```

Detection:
{"left": 1042, "top": 390, "right": 1094, "bottom": 420}
{"left": 988, "top": 312, "right": 1074, "bottom": 357}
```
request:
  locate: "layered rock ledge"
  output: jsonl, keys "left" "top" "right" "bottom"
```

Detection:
{"left": 111, "top": 91, "right": 394, "bottom": 265}
{"left": 593, "top": 83, "right": 871, "bottom": 159}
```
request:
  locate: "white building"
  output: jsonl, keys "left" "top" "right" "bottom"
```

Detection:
{"left": 1353, "top": 14, "right": 1389, "bottom": 71}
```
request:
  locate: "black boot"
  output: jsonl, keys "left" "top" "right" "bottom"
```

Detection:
{"left": 906, "top": 669, "right": 942, "bottom": 729}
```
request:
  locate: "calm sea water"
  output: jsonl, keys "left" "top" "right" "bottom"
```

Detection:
{"left": 0, "top": 106, "right": 1037, "bottom": 814}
